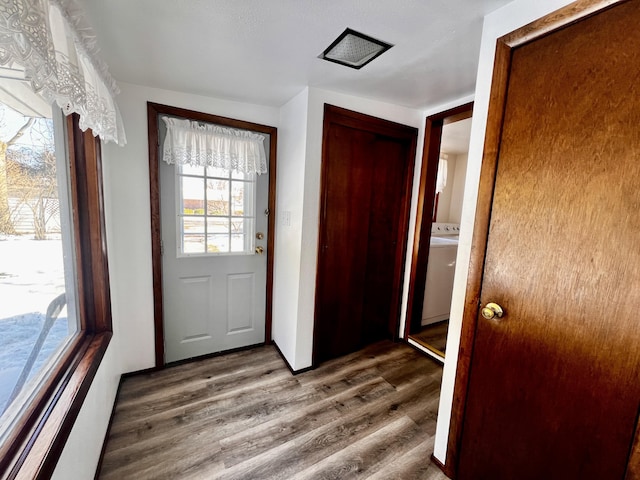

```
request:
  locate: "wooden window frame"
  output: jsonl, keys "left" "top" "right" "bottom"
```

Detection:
{"left": 0, "top": 113, "right": 112, "bottom": 479}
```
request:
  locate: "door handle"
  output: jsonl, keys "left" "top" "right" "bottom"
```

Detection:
{"left": 255, "top": 246, "right": 264, "bottom": 255}
{"left": 481, "top": 302, "right": 504, "bottom": 320}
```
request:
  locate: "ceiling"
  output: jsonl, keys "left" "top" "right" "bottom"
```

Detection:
{"left": 82, "top": 0, "right": 513, "bottom": 109}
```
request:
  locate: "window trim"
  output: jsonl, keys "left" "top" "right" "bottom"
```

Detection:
{"left": 0, "top": 113, "right": 112, "bottom": 479}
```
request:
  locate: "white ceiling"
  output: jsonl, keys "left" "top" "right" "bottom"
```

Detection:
{"left": 82, "top": 0, "right": 513, "bottom": 109}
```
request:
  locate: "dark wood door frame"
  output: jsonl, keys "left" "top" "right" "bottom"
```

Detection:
{"left": 313, "top": 104, "right": 418, "bottom": 366}
{"left": 445, "top": 1, "right": 640, "bottom": 478}
{"left": 147, "top": 102, "right": 278, "bottom": 368}
{"left": 403, "top": 102, "right": 473, "bottom": 340}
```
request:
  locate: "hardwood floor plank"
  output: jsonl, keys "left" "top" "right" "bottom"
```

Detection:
{"left": 117, "top": 346, "right": 281, "bottom": 396}
{"left": 109, "top": 363, "right": 295, "bottom": 439}
{"left": 299, "top": 342, "right": 421, "bottom": 387}
{"left": 106, "top": 377, "right": 319, "bottom": 456}
{"left": 380, "top": 354, "right": 441, "bottom": 390}
{"left": 213, "top": 373, "right": 440, "bottom": 478}
{"left": 116, "top": 351, "right": 284, "bottom": 410}
{"left": 218, "top": 377, "right": 396, "bottom": 468}
{"left": 366, "top": 437, "right": 449, "bottom": 480}
{"left": 98, "top": 341, "right": 449, "bottom": 480}
{"left": 294, "top": 416, "right": 424, "bottom": 479}
{"left": 100, "top": 435, "right": 223, "bottom": 480}
{"left": 394, "top": 376, "right": 442, "bottom": 432}
{"left": 411, "top": 321, "right": 449, "bottom": 354}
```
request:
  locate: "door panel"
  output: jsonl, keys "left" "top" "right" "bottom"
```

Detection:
{"left": 314, "top": 106, "right": 417, "bottom": 364}
{"left": 169, "top": 275, "right": 213, "bottom": 343}
{"left": 160, "top": 125, "right": 269, "bottom": 363}
{"left": 458, "top": 3, "right": 640, "bottom": 478}
{"left": 227, "top": 273, "right": 255, "bottom": 333}
{"left": 361, "top": 136, "right": 411, "bottom": 345}
{"left": 315, "top": 126, "right": 374, "bottom": 362}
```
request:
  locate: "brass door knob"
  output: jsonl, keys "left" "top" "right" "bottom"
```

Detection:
{"left": 481, "top": 302, "right": 504, "bottom": 320}
{"left": 255, "top": 246, "right": 264, "bottom": 255}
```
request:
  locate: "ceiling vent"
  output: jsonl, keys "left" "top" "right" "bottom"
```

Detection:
{"left": 319, "top": 28, "right": 393, "bottom": 69}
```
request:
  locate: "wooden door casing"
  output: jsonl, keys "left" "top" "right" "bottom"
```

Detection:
{"left": 314, "top": 105, "right": 417, "bottom": 365}
{"left": 405, "top": 103, "right": 473, "bottom": 339}
{"left": 451, "top": 1, "right": 640, "bottom": 478}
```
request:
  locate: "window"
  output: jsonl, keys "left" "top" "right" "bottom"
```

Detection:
{"left": 0, "top": 0, "right": 121, "bottom": 475}
{"left": 178, "top": 165, "right": 256, "bottom": 256}
{"left": 0, "top": 100, "right": 79, "bottom": 437}
{"left": 0, "top": 83, "right": 111, "bottom": 479}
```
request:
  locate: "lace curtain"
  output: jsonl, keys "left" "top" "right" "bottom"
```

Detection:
{"left": 162, "top": 117, "right": 267, "bottom": 175}
{"left": 0, "top": 0, "right": 126, "bottom": 145}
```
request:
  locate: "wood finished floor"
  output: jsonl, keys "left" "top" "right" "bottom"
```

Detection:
{"left": 98, "top": 341, "right": 449, "bottom": 480}
{"left": 411, "top": 322, "right": 448, "bottom": 354}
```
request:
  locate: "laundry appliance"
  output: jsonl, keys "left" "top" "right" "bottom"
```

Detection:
{"left": 422, "top": 223, "right": 459, "bottom": 325}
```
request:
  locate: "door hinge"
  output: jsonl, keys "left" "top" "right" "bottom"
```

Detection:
{"left": 160, "top": 240, "right": 164, "bottom": 256}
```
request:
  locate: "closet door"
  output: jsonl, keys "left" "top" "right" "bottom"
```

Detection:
{"left": 455, "top": 2, "right": 640, "bottom": 477}
{"left": 314, "top": 105, "right": 417, "bottom": 364}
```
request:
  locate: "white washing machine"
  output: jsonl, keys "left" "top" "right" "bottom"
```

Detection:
{"left": 422, "top": 223, "right": 459, "bottom": 326}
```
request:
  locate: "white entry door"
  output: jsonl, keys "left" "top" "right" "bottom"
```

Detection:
{"left": 160, "top": 129, "right": 269, "bottom": 363}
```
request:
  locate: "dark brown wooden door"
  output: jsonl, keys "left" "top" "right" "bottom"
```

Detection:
{"left": 314, "top": 105, "right": 417, "bottom": 364}
{"left": 457, "top": 3, "right": 640, "bottom": 479}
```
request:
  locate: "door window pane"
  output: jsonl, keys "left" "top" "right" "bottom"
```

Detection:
{"left": 0, "top": 99, "right": 79, "bottom": 433}
{"left": 208, "top": 217, "right": 229, "bottom": 235}
{"left": 206, "top": 179, "right": 229, "bottom": 216}
{"left": 207, "top": 234, "right": 229, "bottom": 253}
{"left": 231, "top": 218, "right": 253, "bottom": 235}
{"left": 182, "top": 217, "right": 205, "bottom": 254}
{"left": 231, "top": 234, "right": 249, "bottom": 253}
{"left": 176, "top": 165, "right": 256, "bottom": 256}
{"left": 231, "top": 180, "right": 253, "bottom": 216}
{"left": 181, "top": 176, "right": 204, "bottom": 215}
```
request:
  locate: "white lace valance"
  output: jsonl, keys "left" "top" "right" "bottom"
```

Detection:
{"left": 0, "top": 0, "right": 126, "bottom": 145}
{"left": 162, "top": 116, "right": 267, "bottom": 175}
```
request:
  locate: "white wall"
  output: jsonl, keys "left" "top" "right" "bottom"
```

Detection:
{"left": 432, "top": 0, "right": 578, "bottom": 464}
{"left": 51, "top": 82, "right": 280, "bottom": 478}
{"left": 272, "top": 88, "right": 309, "bottom": 366}
{"left": 51, "top": 342, "right": 120, "bottom": 479}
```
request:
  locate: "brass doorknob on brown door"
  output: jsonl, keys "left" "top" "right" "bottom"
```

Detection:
{"left": 481, "top": 302, "right": 504, "bottom": 320}
{"left": 255, "top": 246, "right": 264, "bottom": 255}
